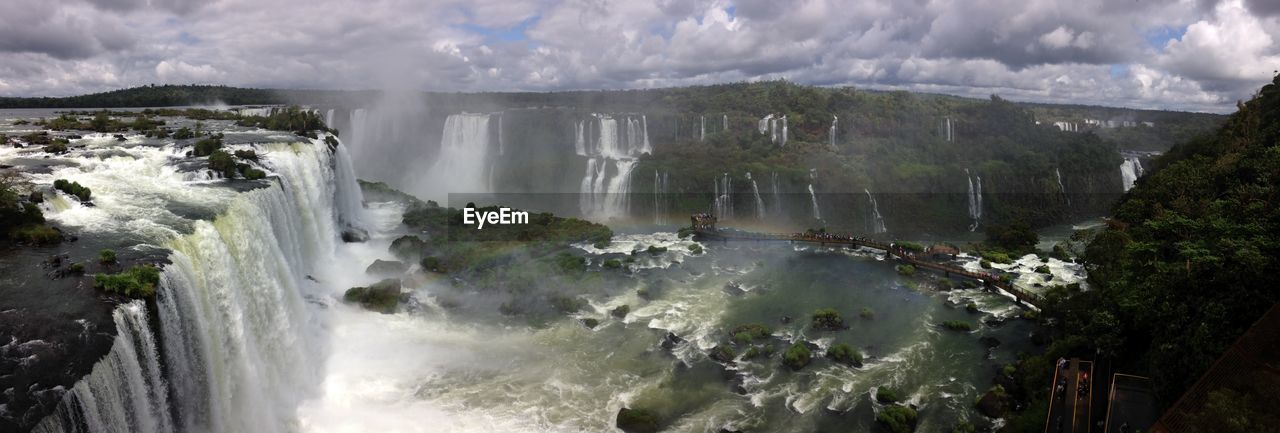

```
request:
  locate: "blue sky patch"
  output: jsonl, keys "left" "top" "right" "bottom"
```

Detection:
{"left": 457, "top": 15, "right": 539, "bottom": 44}
{"left": 1144, "top": 26, "right": 1186, "bottom": 51}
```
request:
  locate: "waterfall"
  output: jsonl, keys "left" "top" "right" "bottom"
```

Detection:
{"left": 758, "top": 114, "right": 773, "bottom": 135}
{"left": 324, "top": 109, "right": 334, "bottom": 129}
{"left": 36, "top": 140, "right": 357, "bottom": 433}
{"left": 722, "top": 114, "right": 728, "bottom": 132}
{"left": 574, "top": 120, "right": 587, "bottom": 156}
{"left": 942, "top": 117, "right": 953, "bottom": 142}
{"left": 829, "top": 115, "right": 838, "bottom": 148}
{"left": 653, "top": 170, "right": 669, "bottom": 225}
{"left": 771, "top": 171, "right": 782, "bottom": 217}
{"left": 808, "top": 184, "right": 821, "bottom": 221}
{"left": 497, "top": 113, "right": 505, "bottom": 156}
{"left": 577, "top": 114, "right": 649, "bottom": 219}
{"left": 864, "top": 189, "right": 887, "bottom": 234}
{"left": 699, "top": 115, "right": 706, "bottom": 142}
{"left": 33, "top": 302, "right": 174, "bottom": 433}
{"left": 746, "top": 172, "right": 765, "bottom": 220}
{"left": 1120, "top": 156, "right": 1143, "bottom": 191}
{"left": 713, "top": 173, "right": 733, "bottom": 220}
{"left": 331, "top": 138, "right": 366, "bottom": 231}
{"left": 639, "top": 115, "right": 652, "bottom": 155}
{"left": 780, "top": 116, "right": 788, "bottom": 147}
{"left": 1055, "top": 167, "right": 1071, "bottom": 206}
{"left": 966, "top": 169, "right": 983, "bottom": 231}
{"left": 427, "top": 113, "right": 492, "bottom": 197}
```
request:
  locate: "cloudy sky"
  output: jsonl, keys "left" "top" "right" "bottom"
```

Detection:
{"left": 1, "top": 0, "right": 1278, "bottom": 112}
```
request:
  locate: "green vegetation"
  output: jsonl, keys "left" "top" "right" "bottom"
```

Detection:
{"left": 782, "top": 342, "right": 812, "bottom": 370}
{"left": 610, "top": 304, "right": 631, "bottom": 318}
{"left": 687, "top": 243, "right": 703, "bottom": 254}
{"left": 94, "top": 265, "right": 161, "bottom": 298}
{"left": 811, "top": 308, "right": 845, "bottom": 330}
{"left": 68, "top": 262, "right": 85, "bottom": 274}
{"left": 710, "top": 345, "right": 737, "bottom": 363}
{"left": 997, "top": 76, "right": 1280, "bottom": 432}
{"left": 207, "top": 150, "right": 237, "bottom": 178}
{"left": 895, "top": 264, "right": 916, "bottom": 276}
{"left": 98, "top": 249, "right": 117, "bottom": 264}
{"left": 0, "top": 176, "right": 56, "bottom": 245}
{"left": 952, "top": 420, "right": 977, "bottom": 433}
{"left": 730, "top": 323, "right": 771, "bottom": 344}
{"left": 554, "top": 252, "right": 587, "bottom": 274}
{"left": 342, "top": 279, "right": 401, "bottom": 314}
{"left": 827, "top": 343, "right": 863, "bottom": 366}
{"left": 860, "top": 307, "right": 875, "bottom": 319}
{"left": 876, "top": 387, "right": 900, "bottom": 404}
{"left": 193, "top": 137, "right": 222, "bottom": 157}
{"left": 172, "top": 127, "right": 194, "bottom": 139}
{"left": 896, "top": 241, "right": 925, "bottom": 252}
{"left": 875, "top": 404, "right": 918, "bottom": 433}
{"left": 984, "top": 220, "right": 1038, "bottom": 255}
{"left": 549, "top": 295, "right": 587, "bottom": 314}
{"left": 235, "top": 105, "right": 331, "bottom": 133}
{"left": 1034, "top": 265, "right": 1051, "bottom": 274}
{"left": 965, "top": 302, "right": 979, "bottom": 313}
{"left": 645, "top": 245, "right": 667, "bottom": 254}
{"left": 941, "top": 320, "right": 973, "bottom": 331}
{"left": 52, "top": 179, "right": 91, "bottom": 201}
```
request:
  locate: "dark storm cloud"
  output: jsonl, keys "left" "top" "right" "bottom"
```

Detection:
{"left": 0, "top": 0, "right": 1276, "bottom": 112}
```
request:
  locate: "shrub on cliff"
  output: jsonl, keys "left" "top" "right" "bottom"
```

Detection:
{"left": 94, "top": 265, "right": 161, "bottom": 298}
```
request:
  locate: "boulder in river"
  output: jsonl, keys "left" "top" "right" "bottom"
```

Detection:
{"left": 365, "top": 259, "right": 408, "bottom": 276}
{"left": 342, "top": 278, "right": 401, "bottom": 313}
{"left": 616, "top": 407, "right": 660, "bottom": 433}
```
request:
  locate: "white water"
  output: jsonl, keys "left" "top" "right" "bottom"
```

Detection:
{"left": 1055, "top": 167, "right": 1070, "bottom": 206}
{"left": 941, "top": 117, "right": 953, "bottom": 142}
{"left": 1119, "top": 156, "right": 1143, "bottom": 191}
{"left": 758, "top": 114, "right": 773, "bottom": 135}
{"left": 965, "top": 169, "right": 983, "bottom": 232}
{"left": 574, "top": 120, "right": 587, "bottom": 156}
{"left": 713, "top": 173, "right": 733, "bottom": 220}
{"left": 425, "top": 114, "right": 492, "bottom": 200}
{"left": 700, "top": 115, "right": 706, "bottom": 142}
{"left": 829, "top": 115, "right": 838, "bottom": 148}
{"left": 864, "top": 189, "right": 887, "bottom": 234}
{"left": 34, "top": 136, "right": 366, "bottom": 433}
{"left": 746, "top": 172, "right": 765, "bottom": 220}
{"left": 578, "top": 114, "right": 649, "bottom": 219}
{"left": 722, "top": 114, "right": 728, "bottom": 132}
{"left": 780, "top": 116, "right": 788, "bottom": 147}
{"left": 807, "top": 184, "right": 821, "bottom": 221}
{"left": 771, "top": 172, "right": 782, "bottom": 217}
{"left": 654, "top": 170, "right": 669, "bottom": 225}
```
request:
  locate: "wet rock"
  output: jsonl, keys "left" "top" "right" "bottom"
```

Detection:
{"left": 341, "top": 228, "right": 369, "bottom": 243}
{"left": 975, "top": 386, "right": 1008, "bottom": 418}
{"left": 581, "top": 318, "right": 600, "bottom": 329}
{"left": 365, "top": 259, "right": 408, "bottom": 276}
{"left": 610, "top": 304, "right": 630, "bottom": 319}
{"left": 342, "top": 278, "right": 401, "bottom": 313}
{"left": 660, "top": 332, "right": 683, "bottom": 350}
{"left": 616, "top": 408, "right": 660, "bottom": 433}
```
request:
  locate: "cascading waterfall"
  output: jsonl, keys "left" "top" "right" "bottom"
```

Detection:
{"left": 1119, "top": 156, "right": 1143, "bottom": 191}
{"left": 746, "top": 172, "right": 765, "bottom": 220}
{"left": 497, "top": 113, "right": 505, "bottom": 156}
{"left": 574, "top": 120, "right": 587, "bottom": 156}
{"left": 758, "top": 114, "right": 773, "bottom": 135}
{"left": 426, "top": 113, "right": 492, "bottom": 198}
{"left": 780, "top": 116, "right": 788, "bottom": 147}
{"left": 699, "top": 115, "right": 706, "bottom": 142}
{"left": 864, "top": 189, "right": 887, "bottom": 234}
{"left": 807, "top": 184, "right": 821, "bottom": 221}
{"left": 35, "top": 139, "right": 362, "bottom": 433}
{"left": 713, "top": 173, "right": 733, "bottom": 220}
{"left": 829, "top": 115, "right": 838, "bottom": 148}
{"left": 324, "top": 109, "right": 335, "bottom": 129}
{"left": 653, "top": 170, "right": 669, "bottom": 225}
{"left": 1055, "top": 167, "right": 1071, "bottom": 206}
{"left": 722, "top": 114, "right": 728, "bottom": 132}
{"left": 965, "top": 168, "right": 983, "bottom": 231}
{"left": 771, "top": 171, "right": 782, "bottom": 217}
{"left": 941, "top": 117, "right": 954, "bottom": 142}
{"left": 578, "top": 113, "right": 649, "bottom": 219}
{"left": 33, "top": 302, "right": 173, "bottom": 433}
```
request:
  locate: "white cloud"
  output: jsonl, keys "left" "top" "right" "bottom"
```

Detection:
{"left": 0, "top": 0, "right": 1274, "bottom": 112}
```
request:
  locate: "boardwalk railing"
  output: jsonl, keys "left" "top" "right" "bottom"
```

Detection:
{"left": 694, "top": 226, "right": 1042, "bottom": 309}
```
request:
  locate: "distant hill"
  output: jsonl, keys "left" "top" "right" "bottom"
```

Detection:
{"left": 0, "top": 85, "right": 290, "bottom": 108}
